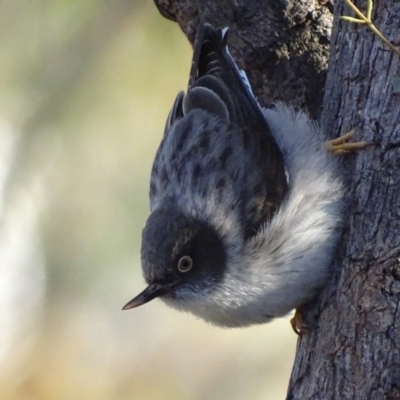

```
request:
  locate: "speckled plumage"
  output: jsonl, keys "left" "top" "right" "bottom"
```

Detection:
{"left": 124, "top": 24, "right": 344, "bottom": 328}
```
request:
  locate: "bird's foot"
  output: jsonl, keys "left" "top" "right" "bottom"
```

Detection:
{"left": 325, "top": 129, "right": 368, "bottom": 155}
{"left": 290, "top": 304, "right": 320, "bottom": 335}
{"left": 290, "top": 307, "right": 311, "bottom": 335}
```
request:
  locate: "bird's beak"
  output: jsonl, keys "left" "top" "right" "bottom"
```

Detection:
{"left": 122, "top": 283, "right": 170, "bottom": 310}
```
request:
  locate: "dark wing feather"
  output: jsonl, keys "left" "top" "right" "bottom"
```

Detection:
{"left": 163, "top": 91, "right": 184, "bottom": 136}
{"left": 190, "top": 24, "right": 288, "bottom": 235}
{"left": 159, "top": 23, "right": 288, "bottom": 237}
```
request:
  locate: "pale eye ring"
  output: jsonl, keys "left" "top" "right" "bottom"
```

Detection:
{"left": 178, "top": 256, "right": 193, "bottom": 273}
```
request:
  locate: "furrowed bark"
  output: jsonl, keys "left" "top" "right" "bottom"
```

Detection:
{"left": 154, "top": 0, "right": 334, "bottom": 118}
{"left": 288, "top": 0, "right": 400, "bottom": 398}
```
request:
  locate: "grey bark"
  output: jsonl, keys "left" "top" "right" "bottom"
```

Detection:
{"left": 154, "top": 0, "right": 334, "bottom": 118}
{"left": 153, "top": 0, "right": 400, "bottom": 398}
{"left": 289, "top": 0, "right": 400, "bottom": 399}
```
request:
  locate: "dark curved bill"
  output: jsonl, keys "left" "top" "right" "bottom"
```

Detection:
{"left": 122, "top": 283, "right": 169, "bottom": 310}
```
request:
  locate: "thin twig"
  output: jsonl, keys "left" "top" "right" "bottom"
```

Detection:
{"left": 341, "top": 0, "right": 400, "bottom": 57}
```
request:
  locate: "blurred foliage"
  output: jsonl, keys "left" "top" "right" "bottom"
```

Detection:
{"left": 0, "top": 1, "right": 297, "bottom": 399}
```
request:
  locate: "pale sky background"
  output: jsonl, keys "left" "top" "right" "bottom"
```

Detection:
{"left": 0, "top": 1, "right": 297, "bottom": 399}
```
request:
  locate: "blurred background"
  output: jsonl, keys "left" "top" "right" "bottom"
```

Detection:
{"left": 0, "top": 1, "right": 297, "bottom": 399}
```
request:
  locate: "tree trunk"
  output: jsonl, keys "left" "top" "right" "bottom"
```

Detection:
{"left": 288, "top": 1, "right": 400, "bottom": 398}
{"left": 153, "top": 0, "right": 400, "bottom": 398}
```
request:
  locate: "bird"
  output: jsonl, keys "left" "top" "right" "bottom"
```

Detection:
{"left": 122, "top": 23, "right": 364, "bottom": 333}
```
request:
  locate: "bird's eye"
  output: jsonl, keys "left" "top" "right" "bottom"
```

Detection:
{"left": 178, "top": 256, "right": 193, "bottom": 273}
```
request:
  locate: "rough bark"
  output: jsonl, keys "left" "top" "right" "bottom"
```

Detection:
{"left": 153, "top": 0, "right": 400, "bottom": 398}
{"left": 288, "top": 0, "right": 400, "bottom": 399}
{"left": 154, "top": 0, "right": 334, "bottom": 119}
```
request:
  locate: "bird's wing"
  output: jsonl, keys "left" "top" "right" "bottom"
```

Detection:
{"left": 160, "top": 24, "right": 288, "bottom": 237}
{"left": 164, "top": 91, "right": 184, "bottom": 136}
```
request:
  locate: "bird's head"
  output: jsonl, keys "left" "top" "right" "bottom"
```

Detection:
{"left": 123, "top": 207, "right": 226, "bottom": 310}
